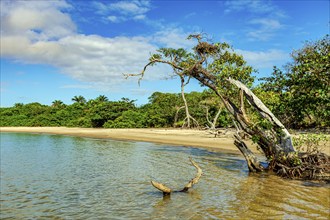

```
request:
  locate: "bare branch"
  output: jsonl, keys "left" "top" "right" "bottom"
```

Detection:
{"left": 181, "top": 158, "right": 203, "bottom": 192}
{"left": 124, "top": 58, "right": 184, "bottom": 85}
{"left": 151, "top": 181, "right": 172, "bottom": 195}
{"left": 151, "top": 158, "right": 202, "bottom": 195}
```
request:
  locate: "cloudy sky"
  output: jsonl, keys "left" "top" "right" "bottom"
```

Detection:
{"left": 1, "top": 0, "right": 329, "bottom": 107}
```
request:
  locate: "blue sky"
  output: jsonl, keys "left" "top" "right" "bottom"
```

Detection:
{"left": 1, "top": 0, "right": 329, "bottom": 107}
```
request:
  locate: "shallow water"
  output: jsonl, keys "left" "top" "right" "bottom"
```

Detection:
{"left": 1, "top": 132, "right": 329, "bottom": 219}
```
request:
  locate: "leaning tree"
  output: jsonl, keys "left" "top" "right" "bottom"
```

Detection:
{"left": 128, "top": 48, "right": 199, "bottom": 128}
{"left": 127, "top": 34, "right": 329, "bottom": 186}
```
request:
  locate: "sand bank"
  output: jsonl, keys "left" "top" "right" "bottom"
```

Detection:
{"left": 0, "top": 127, "right": 255, "bottom": 154}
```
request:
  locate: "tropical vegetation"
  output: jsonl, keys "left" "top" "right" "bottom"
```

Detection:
{"left": 1, "top": 35, "right": 329, "bottom": 131}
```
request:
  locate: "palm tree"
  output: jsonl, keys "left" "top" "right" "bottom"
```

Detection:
{"left": 72, "top": 95, "right": 86, "bottom": 104}
{"left": 51, "top": 100, "right": 65, "bottom": 108}
{"left": 95, "top": 95, "right": 109, "bottom": 102}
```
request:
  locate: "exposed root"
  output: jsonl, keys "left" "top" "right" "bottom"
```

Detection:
{"left": 275, "top": 152, "right": 330, "bottom": 182}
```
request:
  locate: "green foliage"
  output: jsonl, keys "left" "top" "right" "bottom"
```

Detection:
{"left": 72, "top": 95, "right": 87, "bottom": 104}
{"left": 0, "top": 91, "right": 232, "bottom": 129}
{"left": 293, "top": 133, "right": 329, "bottom": 153}
{"left": 104, "top": 110, "right": 146, "bottom": 128}
{"left": 259, "top": 35, "right": 330, "bottom": 128}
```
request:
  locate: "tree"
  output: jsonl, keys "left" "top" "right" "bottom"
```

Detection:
{"left": 146, "top": 92, "right": 180, "bottom": 127}
{"left": 95, "top": 95, "right": 109, "bottom": 102}
{"left": 14, "top": 103, "right": 24, "bottom": 108}
{"left": 51, "top": 100, "right": 65, "bottom": 108}
{"left": 259, "top": 35, "right": 330, "bottom": 128}
{"left": 127, "top": 48, "right": 199, "bottom": 128}
{"left": 129, "top": 34, "right": 329, "bottom": 181}
{"left": 88, "top": 98, "right": 136, "bottom": 128}
{"left": 71, "top": 95, "right": 87, "bottom": 104}
{"left": 199, "top": 89, "right": 230, "bottom": 130}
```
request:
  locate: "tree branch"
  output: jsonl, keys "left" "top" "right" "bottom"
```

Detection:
{"left": 124, "top": 58, "right": 184, "bottom": 85}
{"left": 151, "top": 181, "right": 172, "bottom": 196}
{"left": 151, "top": 158, "right": 203, "bottom": 196}
{"left": 180, "top": 157, "right": 203, "bottom": 192}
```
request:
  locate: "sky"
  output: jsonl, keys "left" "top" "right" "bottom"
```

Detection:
{"left": 1, "top": 0, "right": 329, "bottom": 107}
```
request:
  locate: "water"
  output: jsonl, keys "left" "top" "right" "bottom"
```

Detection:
{"left": 1, "top": 133, "right": 329, "bottom": 219}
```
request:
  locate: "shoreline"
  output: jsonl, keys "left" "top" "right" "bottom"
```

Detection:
{"left": 2, "top": 127, "right": 329, "bottom": 155}
{"left": 0, "top": 127, "right": 257, "bottom": 154}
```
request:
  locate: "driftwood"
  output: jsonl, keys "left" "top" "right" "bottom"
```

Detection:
{"left": 151, "top": 158, "right": 202, "bottom": 196}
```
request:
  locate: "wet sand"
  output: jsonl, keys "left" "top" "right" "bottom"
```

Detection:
{"left": 0, "top": 127, "right": 256, "bottom": 154}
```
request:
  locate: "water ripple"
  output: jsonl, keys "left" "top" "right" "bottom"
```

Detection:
{"left": 1, "top": 133, "right": 329, "bottom": 219}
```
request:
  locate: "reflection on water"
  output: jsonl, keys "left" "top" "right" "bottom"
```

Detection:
{"left": 1, "top": 133, "right": 329, "bottom": 219}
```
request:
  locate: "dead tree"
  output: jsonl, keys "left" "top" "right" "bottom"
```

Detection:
{"left": 151, "top": 158, "right": 202, "bottom": 196}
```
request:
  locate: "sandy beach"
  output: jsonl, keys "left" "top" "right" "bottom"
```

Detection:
{"left": 2, "top": 127, "right": 329, "bottom": 155}
{"left": 0, "top": 127, "right": 257, "bottom": 154}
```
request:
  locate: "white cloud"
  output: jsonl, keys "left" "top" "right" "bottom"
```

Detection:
{"left": 224, "top": 0, "right": 286, "bottom": 41}
{"left": 1, "top": 0, "right": 75, "bottom": 40}
{"left": 247, "top": 18, "right": 283, "bottom": 41}
{"left": 93, "top": 0, "right": 150, "bottom": 23}
{"left": 110, "top": 1, "right": 150, "bottom": 15}
{"left": 1, "top": 34, "right": 159, "bottom": 83}
{"left": 134, "top": 14, "right": 146, "bottom": 20}
{"left": 236, "top": 49, "right": 289, "bottom": 69}
{"left": 107, "top": 15, "right": 120, "bottom": 23}
{"left": 249, "top": 18, "right": 282, "bottom": 29}
{"left": 152, "top": 28, "right": 195, "bottom": 49}
{"left": 224, "top": 0, "right": 280, "bottom": 15}
{"left": 0, "top": 0, "right": 170, "bottom": 90}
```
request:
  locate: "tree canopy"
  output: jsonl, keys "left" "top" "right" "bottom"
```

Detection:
{"left": 258, "top": 35, "right": 330, "bottom": 128}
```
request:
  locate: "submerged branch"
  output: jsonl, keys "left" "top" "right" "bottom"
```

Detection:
{"left": 151, "top": 158, "right": 203, "bottom": 196}
{"left": 181, "top": 157, "right": 203, "bottom": 192}
{"left": 151, "top": 181, "right": 172, "bottom": 195}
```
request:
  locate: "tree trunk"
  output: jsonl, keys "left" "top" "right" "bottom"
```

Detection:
{"left": 174, "top": 106, "right": 185, "bottom": 127}
{"left": 204, "top": 106, "right": 222, "bottom": 130}
{"left": 227, "top": 78, "right": 295, "bottom": 155}
{"left": 180, "top": 76, "right": 199, "bottom": 128}
{"left": 191, "top": 73, "right": 329, "bottom": 181}
{"left": 234, "top": 134, "right": 264, "bottom": 172}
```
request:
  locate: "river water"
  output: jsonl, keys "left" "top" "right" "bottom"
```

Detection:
{"left": 1, "top": 132, "right": 329, "bottom": 219}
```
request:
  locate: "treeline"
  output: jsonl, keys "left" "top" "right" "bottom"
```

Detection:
{"left": 0, "top": 91, "right": 231, "bottom": 128}
{"left": 1, "top": 83, "right": 328, "bottom": 129}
